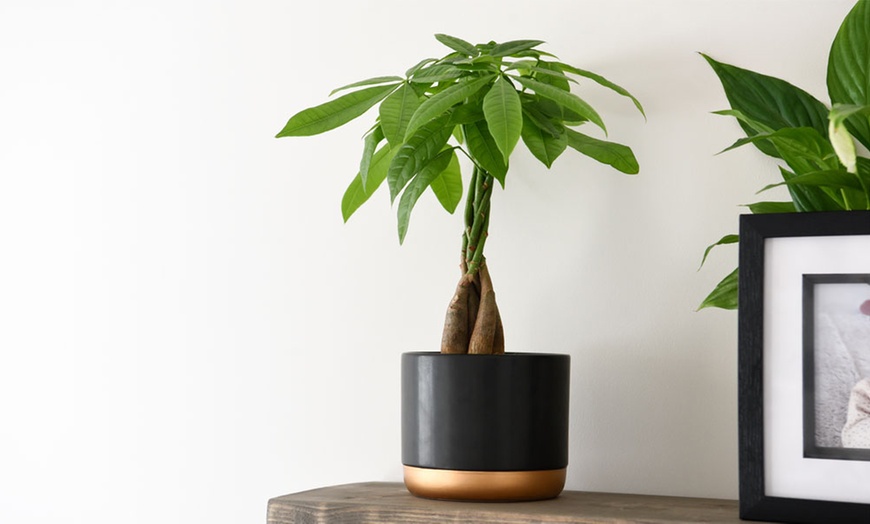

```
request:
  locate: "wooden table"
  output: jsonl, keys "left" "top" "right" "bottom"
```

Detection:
{"left": 268, "top": 482, "right": 770, "bottom": 523}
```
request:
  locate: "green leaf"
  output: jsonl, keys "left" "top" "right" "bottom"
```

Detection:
{"left": 829, "top": 103, "right": 870, "bottom": 128}
{"left": 405, "top": 75, "right": 494, "bottom": 139}
{"left": 449, "top": 102, "right": 485, "bottom": 125}
{"left": 719, "top": 127, "right": 838, "bottom": 175}
{"left": 329, "top": 76, "right": 404, "bottom": 96}
{"left": 565, "top": 129, "right": 639, "bottom": 174}
{"left": 764, "top": 169, "right": 868, "bottom": 191}
{"left": 769, "top": 168, "right": 868, "bottom": 211}
{"left": 397, "top": 149, "right": 455, "bottom": 243}
{"left": 698, "top": 268, "right": 738, "bottom": 311}
{"left": 699, "top": 234, "right": 738, "bottom": 270}
{"left": 529, "top": 62, "right": 573, "bottom": 91}
{"left": 388, "top": 114, "right": 453, "bottom": 202}
{"left": 702, "top": 54, "right": 829, "bottom": 158}
{"left": 777, "top": 167, "right": 844, "bottom": 212}
{"left": 490, "top": 39, "right": 545, "bottom": 57}
{"left": 526, "top": 97, "right": 586, "bottom": 126}
{"left": 827, "top": 0, "right": 870, "bottom": 150}
{"left": 521, "top": 116, "right": 566, "bottom": 168}
{"left": 435, "top": 34, "right": 477, "bottom": 57}
{"left": 341, "top": 144, "right": 396, "bottom": 222}
{"left": 359, "top": 126, "right": 384, "bottom": 189}
{"left": 429, "top": 150, "right": 463, "bottom": 213}
{"left": 483, "top": 75, "right": 523, "bottom": 162}
{"left": 554, "top": 62, "right": 645, "bottom": 117}
{"left": 743, "top": 201, "right": 796, "bottom": 214}
{"left": 277, "top": 84, "right": 398, "bottom": 137}
{"left": 379, "top": 83, "right": 422, "bottom": 146}
{"left": 464, "top": 120, "right": 508, "bottom": 186}
{"left": 712, "top": 109, "right": 775, "bottom": 135}
{"left": 410, "top": 64, "right": 465, "bottom": 83}
{"left": 513, "top": 49, "right": 557, "bottom": 59}
{"left": 505, "top": 59, "right": 537, "bottom": 72}
{"left": 521, "top": 103, "right": 562, "bottom": 136}
{"left": 405, "top": 58, "right": 437, "bottom": 77}
{"left": 513, "top": 75, "right": 606, "bottom": 133}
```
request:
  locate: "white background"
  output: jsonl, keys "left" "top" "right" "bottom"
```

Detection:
{"left": 0, "top": 1, "right": 858, "bottom": 523}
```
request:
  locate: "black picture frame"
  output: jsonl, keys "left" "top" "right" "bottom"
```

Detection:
{"left": 739, "top": 211, "right": 870, "bottom": 524}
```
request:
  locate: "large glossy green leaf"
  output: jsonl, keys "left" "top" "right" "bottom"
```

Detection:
{"left": 554, "top": 62, "right": 645, "bottom": 117}
{"left": 329, "top": 76, "right": 404, "bottom": 96}
{"left": 828, "top": 0, "right": 870, "bottom": 150}
{"left": 359, "top": 126, "right": 384, "bottom": 189}
{"left": 379, "top": 83, "right": 421, "bottom": 146}
{"left": 464, "top": 120, "right": 507, "bottom": 186}
{"left": 702, "top": 54, "right": 829, "bottom": 158}
{"left": 722, "top": 126, "right": 845, "bottom": 205}
{"left": 778, "top": 167, "right": 844, "bottom": 212}
{"left": 405, "top": 75, "right": 494, "bottom": 139}
{"left": 565, "top": 129, "right": 639, "bottom": 174}
{"left": 483, "top": 75, "right": 523, "bottom": 162}
{"left": 781, "top": 169, "right": 869, "bottom": 210}
{"left": 341, "top": 144, "right": 396, "bottom": 222}
{"left": 490, "top": 39, "right": 545, "bottom": 57}
{"left": 698, "top": 268, "right": 738, "bottom": 310}
{"left": 277, "top": 84, "right": 398, "bottom": 137}
{"left": 388, "top": 115, "right": 453, "bottom": 202}
{"left": 429, "top": 150, "right": 463, "bottom": 213}
{"left": 435, "top": 34, "right": 477, "bottom": 56}
{"left": 521, "top": 116, "right": 566, "bottom": 167}
{"left": 513, "top": 76, "right": 606, "bottom": 133}
{"left": 720, "top": 127, "right": 838, "bottom": 176}
{"left": 397, "top": 149, "right": 455, "bottom": 243}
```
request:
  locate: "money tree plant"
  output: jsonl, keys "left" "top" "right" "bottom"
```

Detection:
{"left": 699, "top": 0, "right": 870, "bottom": 310}
{"left": 277, "top": 34, "right": 643, "bottom": 354}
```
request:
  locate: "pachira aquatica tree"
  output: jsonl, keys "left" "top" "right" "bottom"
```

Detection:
{"left": 277, "top": 34, "right": 644, "bottom": 354}
{"left": 699, "top": 0, "right": 870, "bottom": 310}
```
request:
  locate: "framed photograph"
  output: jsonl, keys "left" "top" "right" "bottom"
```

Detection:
{"left": 803, "top": 273, "right": 870, "bottom": 462}
{"left": 738, "top": 211, "right": 870, "bottom": 524}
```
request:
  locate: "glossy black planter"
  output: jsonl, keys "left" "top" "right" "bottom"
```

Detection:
{"left": 401, "top": 352, "right": 570, "bottom": 501}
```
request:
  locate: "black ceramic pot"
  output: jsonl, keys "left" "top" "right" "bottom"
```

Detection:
{"left": 401, "top": 352, "right": 570, "bottom": 501}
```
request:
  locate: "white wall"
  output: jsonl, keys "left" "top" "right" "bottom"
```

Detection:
{"left": 0, "top": 1, "right": 855, "bottom": 522}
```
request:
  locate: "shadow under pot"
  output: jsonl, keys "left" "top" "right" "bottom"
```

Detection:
{"left": 401, "top": 351, "right": 570, "bottom": 501}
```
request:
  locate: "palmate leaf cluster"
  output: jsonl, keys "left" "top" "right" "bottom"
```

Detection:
{"left": 699, "top": 0, "right": 870, "bottom": 310}
{"left": 277, "top": 34, "right": 643, "bottom": 244}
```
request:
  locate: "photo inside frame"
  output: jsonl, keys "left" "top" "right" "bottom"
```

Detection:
{"left": 804, "top": 274, "right": 870, "bottom": 461}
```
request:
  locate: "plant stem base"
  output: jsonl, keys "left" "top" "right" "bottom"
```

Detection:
{"left": 403, "top": 465, "right": 566, "bottom": 501}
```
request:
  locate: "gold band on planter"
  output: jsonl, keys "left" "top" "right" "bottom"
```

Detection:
{"left": 403, "top": 465, "right": 566, "bottom": 501}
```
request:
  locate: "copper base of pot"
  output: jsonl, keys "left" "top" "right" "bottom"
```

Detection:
{"left": 403, "top": 465, "right": 566, "bottom": 501}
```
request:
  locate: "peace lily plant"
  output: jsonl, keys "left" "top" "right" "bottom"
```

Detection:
{"left": 700, "top": 0, "right": 870, "bottom": 309}
{"left": 278, "top": 35, "right": 643, "bottom": 354}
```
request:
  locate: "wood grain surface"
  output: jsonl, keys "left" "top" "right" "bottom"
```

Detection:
{"left": 267, "top": 482, "right": 773, "bottom": 523}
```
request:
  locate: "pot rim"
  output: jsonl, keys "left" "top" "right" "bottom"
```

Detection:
{"left": 403, "top": 351, "right": 568, "bottom": 358}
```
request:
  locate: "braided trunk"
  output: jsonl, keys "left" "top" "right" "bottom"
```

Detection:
{"left": 440, "top": 166, "right": 504, "bottom": 355}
